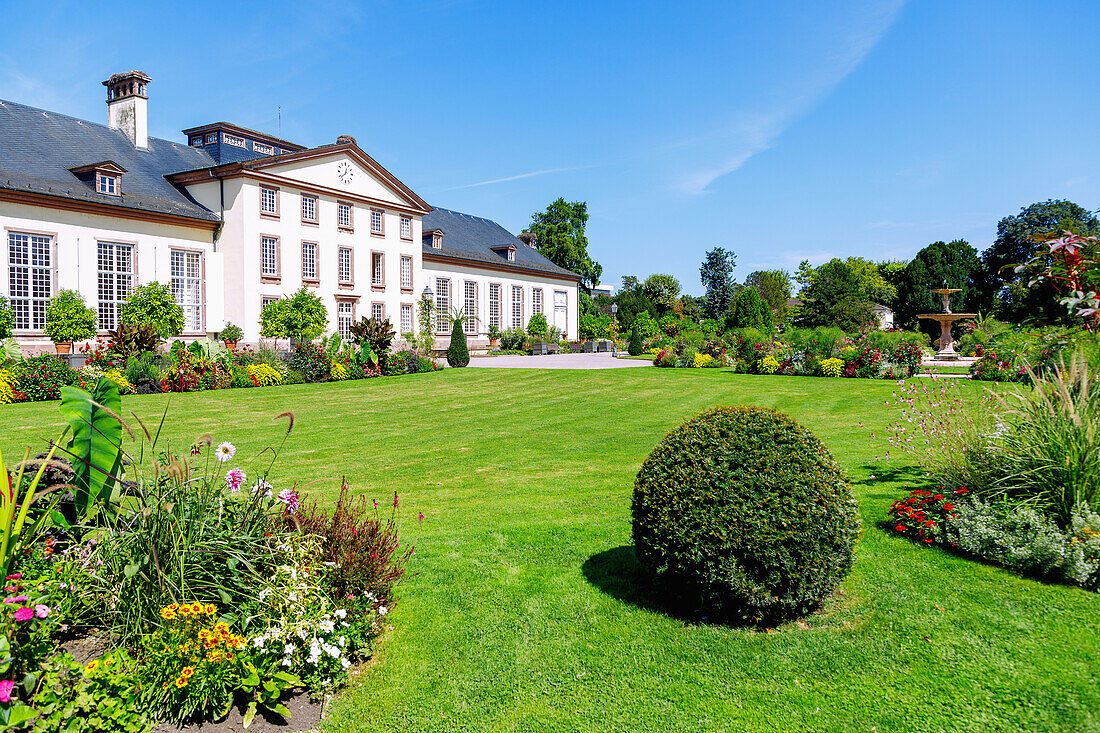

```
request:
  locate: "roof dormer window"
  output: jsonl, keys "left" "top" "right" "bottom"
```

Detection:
{"left": 96, "top": 173, "right": 119, "bottom": 195}
{"left": 491, "top": 245, "right": 516, "bottom": 262}
{"left": 432, "top": 233, "right": 442, "bottom": 249}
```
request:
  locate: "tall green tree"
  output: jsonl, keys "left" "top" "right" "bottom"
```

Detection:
{"left": 700, "top": 247, "right": 737, "bottom": 320}
{"left": 523, "top": 199, "right": 602, "bottom": 291}
{"left": 641, "top": 274, "right": 681, "bottom": 312}
{"left": 743, "top": 270, "right": 791, "bottom": 324}
{"left": 799, "top": 259, "right": 882, "bottom": 331}
{"left": 896, "top": 240, "right": 983, "bottom": 331}
{"left": 981, "top": 199, "right": 1100, "bottom": 323}
{"left": 876, "top": 261, "right": 908, "bottom": 312}
{"left": 730, "top": 287, "right": 773, "bottom": 331}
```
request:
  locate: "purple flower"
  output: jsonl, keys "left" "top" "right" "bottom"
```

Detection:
{"left": 225, "top": 468, "right": 247, "bottom": 493}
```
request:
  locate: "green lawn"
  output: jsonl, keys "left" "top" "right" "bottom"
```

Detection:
{"left": 3, "top": 370, "right": 1097, "bottom": 732}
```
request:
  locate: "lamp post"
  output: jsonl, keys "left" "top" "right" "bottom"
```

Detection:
{"left": 611, "top": 304, "right": 619, "bottom": 357}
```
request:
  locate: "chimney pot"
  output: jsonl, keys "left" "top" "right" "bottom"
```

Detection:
{"left": 103, "top": 71, "right": 151, "bottom": 148}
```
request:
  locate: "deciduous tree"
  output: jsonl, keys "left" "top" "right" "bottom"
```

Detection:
{"left": 523, "top": 199, "right": 603, "bottom": 291}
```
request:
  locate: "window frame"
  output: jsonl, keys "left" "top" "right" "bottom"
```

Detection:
{"left": 370, "top": 250, "right": 385, "bottom": 291}
{"left": 338, "top": 246, "right": 354, "bottom": 288}
{"left": 336, "top": 299, "right": 356, "bottom": 341}
{"left": 399, "top": 215, "right": 412, "bottom": 240}
{"left": 434, "top": 278, "right": 451, "bottom": 334}
{"left": 464, "top": 280, "right": 478, "bottom": 336}
{"left": 488, "top": 282, "right": 502, "bottom": 330}
{"left": 259, "top": 185, "right": 280, "bottom": 218}
{"left": 532, "top": 288, "right": 544, "bottom": 317}
{"left": 300, "top": 194, "right": 318, "bottom": 225}
{"left": 400, "top": 255, "right": 413, "bottom": 292}
{"left": 370, "top": 208, "right": 385, "bottom": 237}
{"left": 337, "top": 201, "right": 354, "bottom": 232}
{"left": 260, "top": 234, "right": 281, "bottom": 283}
{"left": 96, "top": 240, "right": 135, "bottom": 332}
{"left": 301, "top": 240, "right": 318, "bottom": 285}
{"left": 170, "top": 248, "right": 205, "bottom": 335}
{"left": 96, "top": 173, "right": 120, "bottom": 196}
{"left": 371, "top": 301, "right": 385, "bottom": 322}
{"left": 400, "top": 303, "right": 413, "bottom": 335}
{"left": 511, "top": 285, "right": 524, "bottom": 330}
{"left": 7, "top": 231, "right": 56, "bottom": 333}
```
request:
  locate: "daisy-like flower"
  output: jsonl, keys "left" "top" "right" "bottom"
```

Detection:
{"left": 225, "top": 468, "right": 246, "bottom": 493}
{"left": 215, "top": 441, "right": 236, "bottom": 462}
{"left": 275, "top": 488, "right": 299, "bottom": 515}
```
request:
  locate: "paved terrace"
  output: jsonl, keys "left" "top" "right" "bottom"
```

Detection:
{"left": 468, "top": 352, "right": 652, "bottom": 369}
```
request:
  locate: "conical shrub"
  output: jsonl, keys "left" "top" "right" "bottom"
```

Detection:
{"left": 447, "top": 319, "right": 470, "bottom": 367}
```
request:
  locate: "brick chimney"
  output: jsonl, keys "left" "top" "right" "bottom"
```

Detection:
{"left": 103, "top": 71, "right": 151, "bottom": 149}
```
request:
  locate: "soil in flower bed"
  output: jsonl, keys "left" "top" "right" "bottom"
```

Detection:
{"left": 152, "top": 690, "right": 324, "bottom": 733}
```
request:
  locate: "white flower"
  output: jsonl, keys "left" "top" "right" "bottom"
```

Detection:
{"left": 338, "top": 636, "right": 346, "bottom": 647}
{"left": 296, "top": 628, "right": 309, "bottom": 640}
{"left": 378, "top": 606, "right": 388, "bottom": 616}
{"left": 325, "top": 644, "right": 340, "bottom": 658}
{"left": 215, "top": 441, "right": 236, "bottom": 462}
{"left": 253, "top": 637, "right": 266, "bottom": 649}
{"left": 259, "top": 589, "right": 271, "bottom": 601}
{"left": 281, "top": 658, "right": 292, "bottom": 667}
{"left": 334, "top": 609, "right": 347, "bottom": 619}
{"left": 341, "top": 658, "right": 351, "bottom": 669}
{"left": 284, "top": 643, "right": 295, "bottom": 655}
{"left": 319, "top": 619, "right": 335, "bottom": 633}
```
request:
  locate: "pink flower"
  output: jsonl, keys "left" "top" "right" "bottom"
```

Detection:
{"left": 4, "top": 595, "right": 27, "bottom": 604}
{"left": 418, "top": 512, "right": 424, "bottom": 523}
{"left": 0, "top": 680, "right": 12, "bottom": 703}
{"left": 392, "top": 492, "right": 399, "bottom": 508}
{"left": 13, "top": 608, "right": 33, "bottom": 622}
{"left": 5, "top": 574, "right": 20, "bottom": 581}
{"left": 225, "top": 468, "right": 246, "bottom": 493}
{"left": 275, "top": 488, "right": 299, "bottom": 515}
{"left": 34, "top": 604, "right": 49, "bottom": 619}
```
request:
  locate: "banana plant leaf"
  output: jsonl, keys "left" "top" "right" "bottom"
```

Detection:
{"left": 59, "top": 377, "right": 124, "bottom": 517}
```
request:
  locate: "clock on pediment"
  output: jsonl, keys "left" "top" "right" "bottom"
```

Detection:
{"left": 337, "top": 161, "right": 354, "bottom": 186}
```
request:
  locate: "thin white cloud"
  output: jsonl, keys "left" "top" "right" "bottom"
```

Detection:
{"left": 441, "top": 167, "right": 579, "bottom": 191}
{"left": 674, "top": 0, "right": 908, "bottom": 196}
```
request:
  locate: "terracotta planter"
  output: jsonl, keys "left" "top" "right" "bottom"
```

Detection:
{"left": 489, "top": 338, "right": 499, "bottom": 347}
{"left": 54, "top": 342, "right": 72, "bottom": 355}
{"left": 224, "top": 340, "right": 238, "bottom": 353}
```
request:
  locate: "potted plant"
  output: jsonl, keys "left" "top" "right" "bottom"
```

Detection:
{"left": 219, "top": 322, "right": 243, "bottom": 351}
{"left": 44, "top": 289, "right": 97, "bottom": 354}
{"left": 488, "top": 324, "right": 501, "bottom": 348}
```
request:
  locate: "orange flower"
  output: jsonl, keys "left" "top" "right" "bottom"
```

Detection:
{"left": 190, "top": 603, "right": 203, "bottom": 615}
{"left": 175, "top": 677, "right": 188, "bottom": 688}
{"left": 225, "top": 653, "right": 236, "bottom": 662}
{"left": 208, "top": 650, "right": 222, "bottom": 662}
{"left": 181, "top": 666, "right": 195, "bottom": 678}
{"left": 203, "top": 639, "right": 215, "bottom": 650}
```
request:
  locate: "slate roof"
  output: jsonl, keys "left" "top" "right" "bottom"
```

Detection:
{"left": 422, "top": 207, "right": 580, "bottom": 280}
{"left": 0, "top": 99, "right": 220, "bottom": 223}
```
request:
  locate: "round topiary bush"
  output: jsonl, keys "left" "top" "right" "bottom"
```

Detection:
{"left": 632, "top": 406, "right": 861, "bottom": 623}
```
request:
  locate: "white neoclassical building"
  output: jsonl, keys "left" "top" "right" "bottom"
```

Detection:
{"left": 0, "top": 71, "right": 580, "bottom": 351}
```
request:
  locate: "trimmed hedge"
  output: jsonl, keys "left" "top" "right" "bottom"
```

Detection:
{"left": 632, "top": 406, "right": 861, "bottom": 622}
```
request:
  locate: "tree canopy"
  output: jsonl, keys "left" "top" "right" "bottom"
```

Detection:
{"left": 730, "top": 286, "right": 773, "bottom": 331}
{"left": 798, "top": 258, "right": 884, "bottom": 331}
{"left": 641, "top": 274, "right": 682, "bottom": 312}
{"left": 523, "top": 198, "right": 602, "bottom": 291}
{"left": 895, "top": 240, "right": 982, "bottom": 331}
{"left": 981, "top": 199, "right": 1100, "bottom": 323}
{"left": 743, "top": 270, "right": 791, "bottom": 324}
{"left": 700, "top": 247, "right": 737, "bottom": 320}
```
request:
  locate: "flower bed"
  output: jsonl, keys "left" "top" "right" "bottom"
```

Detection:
{"left": 0, "top": 379, "right": 418, "bottom": 727}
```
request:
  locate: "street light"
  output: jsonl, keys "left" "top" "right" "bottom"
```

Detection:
{"left": 422, "top": 285, "right": 433, "bottom": 299}
{"left": 610, "top": 304, "right": 619, "bottom": 357}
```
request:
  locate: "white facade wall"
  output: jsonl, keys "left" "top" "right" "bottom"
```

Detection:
{"left": 0, "top": 200, "right": 219, "bottom": 352}
{"left": 421, "top": 259, "right": 579, "bottom": 347}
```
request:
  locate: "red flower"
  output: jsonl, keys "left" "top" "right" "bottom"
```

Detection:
{"left": 895, "top": 524, "right": 906, "bottom": 532}
{"left": 942, "top": 503, "right": 954, "bottom": 511}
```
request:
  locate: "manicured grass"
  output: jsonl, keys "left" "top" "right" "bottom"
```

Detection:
{"left": 3, "top": 371, "right": 1097, "bottom": 732}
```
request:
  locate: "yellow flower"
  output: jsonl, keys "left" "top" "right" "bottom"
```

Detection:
{"left": 181, "top": 666, "right": 195, "bottom": 678}
{"left": 103, "top": 658, "right": 115, "bottom": 667}
{"left": 84, "top": 660, "right": 99, "bottom": 674}
{"left": 160, "top": 607, "right": 177, "bottom": 620}
{"left": 167, "top": 603, "right": 179, "bottom": 612}
{"left": 204, "top": 603, "right": 216, "bottom": 615}
{"left": 225, "top": 653, "right": 235, "bottom": 662}
{"left": 179, "top": 605, "right": 191, "bottom": 616}
{"left": 175, "top": 677, "right": 188, "bottom": 688}
{"left": 208, "top": 650, "right": 222, "bottom": 662}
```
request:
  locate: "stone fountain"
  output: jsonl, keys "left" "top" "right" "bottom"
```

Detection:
{"left": 918, "top": 288, "right": 976, "bottom": 361}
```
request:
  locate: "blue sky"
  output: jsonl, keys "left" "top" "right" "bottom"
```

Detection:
{"left": 3, "top": 0, "right": 1099, "bottom": 294}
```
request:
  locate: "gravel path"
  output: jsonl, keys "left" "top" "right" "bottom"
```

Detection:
{"left": 467, "top": 352, "right": 652, "bottom": 369}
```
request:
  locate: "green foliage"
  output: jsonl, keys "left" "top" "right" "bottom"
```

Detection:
{"left": 982, "top": 199, "right": 1100, "bottom": 321}
{"left": 27, "top": 651, "right": 152, "bottom": 732}
{"left": 499, "top": 328, "right": 527, "bottom": 351}
{"left": 627, "top": 324, "right": 644, "bottom": 356}
{"left": 108, "top": 322, "right": 160, "bottom": 359}
{"left": 613, "top": 289, "right": 658, "bottom": 333}
{"left": 743, "top": 270, "right": 791, "bottom": 324}
{"left": 415, "top": 295, "right": 435, "bottom": 356}
{"left": 447, "top": 319, "right": 470, "bottom": 367}
{"left": 218, "top": 322, "right": 243, "bottom": 342}
{"left": 700, "top": 247, "right": 737, "bottom": 319}
{"left": 630, "top": 311, "right": 659, "bottom": 341}
{"left": 641, "top": 274, "right": 681, "bottom": 311}
{"left": 798, "top": 258, "right": 888, "bottom": 331}
{"left": 350, "top": 317, "right": 395, "bottom": 357}
{"left": 523, "top": 198, "right": 602, "bottom": 289}
{"left": 896, "top": 240, "right": 983, "bottom": 330}
{"left": 263, "top": 287, "right": 328, "bottom": 342}
{"left": 59, "top": 379, "right": 124, "bottom": 520}
{"left": 119, "top": 282, "right": 184, "bottom": 339}
{"left": 730, "top": 287, "right": 773, "bottom": 331}
{"left": 579, "top": 313, "right": 612, "bottom": 340}
{"left": 0, "top": 296, "right": 14, "bottom": 340}
{"left": 631, "top": 406, "right": 861, "bottom": 622}
{"left": 527, "top": 313, "right": 549, "bottom": 338}
{"left": 44, "top": 290, "right": 97, "bottom": 344}
{"left": 0, "top": 438, "right": 63, "bottom": 580}
{"left": 11, "top": 355, "right": 78, "bottom": 402}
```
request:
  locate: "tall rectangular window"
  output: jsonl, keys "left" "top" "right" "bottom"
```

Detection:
{"left": 464, "top": 281, "right": 477, "bottom": 335}
{"left": 488, "top": 283, "right": 501, "bottom": 329}
{"left": 400, "top": 255, "right": 412, "bottom": 289}
{"left": 171, "top": 250, "right": 202, "bottom": 332}
{"left": 337, "top": 301, "right": 354, "bottom": 340}
{"left": 532, "top": 288, "right": 543, "bottom": 316}
{"left": 371, "top": 252, "right": 384, "bottom": 287}
{"left": 371, "top": 302, "right": 384, "bottom": 321}
{"left": 97, "top": 242, "right": 133, "bottom": 330}
{"left": 511, "top": 285, "right": 523, "bottom": 330}
{"left": 338, "top": 247, "right": 352, "bottom": 284}
{"left": 338, "top": 202, "right": 353, "bottom": 230}
{"left": 400, "top": 215, "right": 412, "bottom": 239}
{"left": 301, "top": 242, "right": 317, "bottom": 281}
{"left": 370, "top": 209, "right": 384, "bottom": 235}
{"left": 400, "top": 303, "right": 412, "bottom": 334}
{"left": 8, "top": 232, "right": 52, "bottom": 330}
{"left": 261, "top": 236, "right": 279, "bottom": 279}
{"left": 434, "top": 279, "right": 450, "bottom": 333}
{"left": 554, "top": 290, "right": 568, "bottom": 335}
{"left": 260, "top": 186, "right": 278, "bottom": 216}
{"left": 301, "top": 194, "right": 317, "bottom": 223}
